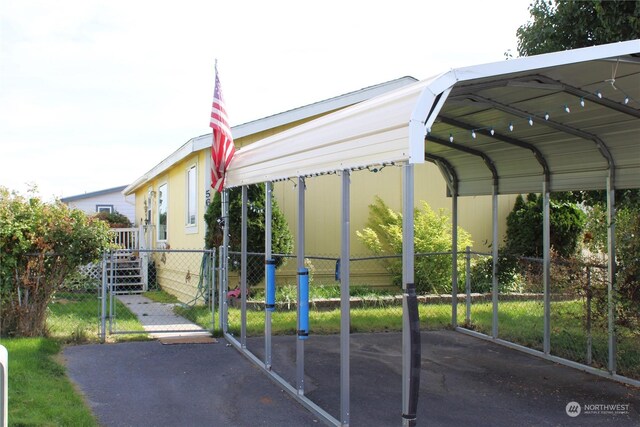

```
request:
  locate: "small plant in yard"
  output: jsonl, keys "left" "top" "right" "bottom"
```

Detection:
{"left": 356, "top": 196, "right": 473, "bottom": 294}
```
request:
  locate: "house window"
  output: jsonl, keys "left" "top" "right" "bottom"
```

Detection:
{"left": 186, "top": 165, "right": 197, "bottom": 226}
{"left": 96, "top": 205, "right": 113, "bottom": 213}
{"left": 157, "top": 183, "right": 168, "bottom": 241}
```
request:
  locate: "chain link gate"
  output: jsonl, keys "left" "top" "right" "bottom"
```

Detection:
{"left": 100, "top": 249, "right": 216, "bottom": 340}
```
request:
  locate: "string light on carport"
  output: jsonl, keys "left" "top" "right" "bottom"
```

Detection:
{"left": 439, "top": 89, "right": 637, "bottom": 144}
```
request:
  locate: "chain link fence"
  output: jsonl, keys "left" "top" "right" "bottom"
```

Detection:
{"left": 36, "top": 249, "right": 216, "bottom": 342}
{"left": 224, "top": 249, "right": 638, "bottom": 382}
{"left": 102, "top": 249, "right": 215, "bottom": 337}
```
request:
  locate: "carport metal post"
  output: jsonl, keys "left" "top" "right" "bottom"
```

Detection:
{"left": 491, "top": 184, "right": 499, "bottom": 339}
{"left": 222, "top": 189, "right": 230, "bottom": 334}
{"left": 402, "top": 163, "right": 419, "bottom": 427}
{"left": 465, "top": 246, "right": 471, "bottom": 324}
{"left": 297, "top": 176, "right": 306, "bottom": 395}
{"left": 451, "top": 191, "right": 458, "bottom": 328}
{"left": 340, "top": 170, "right": 351, "bottom": 426}
{"left": 265, "top": 181, "right": 273, "bottom": 370}
{"left": 241, "top": 185, "right": 248, "bottom": 348}
{"left": 606, "top": 176, "right": 616, "bottom": 374}
{"left": 543, "top": 183, "right": 551, "bottom": 354}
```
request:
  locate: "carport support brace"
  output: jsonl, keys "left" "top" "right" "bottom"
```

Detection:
{"left": 265, "top": 181, "right": 274, "bottom": 370}
{"left": 402, "top": 164, "right": 420, "bottom": 427}
{"left": 296, "top": 176, "right": 306, "bottom": 395}
{"left": 606, "top": 175, "right": 616, "bottom": 374}
{"left": 543, "top": 182, "right": 551, "bottom": 354}
{"left": 451, "top": 190, "right": 458, "bottom": 328}
{"left": 340, "top": 169, "right": 351, "bottom": 426}
{"left": 491, "top": 183, "right": 499, "bottom": 339}
{"left": 241, "top": 185, "right": 248, "bottom": 348}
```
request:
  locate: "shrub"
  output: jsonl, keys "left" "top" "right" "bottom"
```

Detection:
{"left": 505, "top": 193, "right": 586, "bottom": 258}
{"left": 469, "top": 252, "right": 524, "bottom": 293}
{"left": 93, "top": 210, "right": 132, "bottom": 228}
{"left": 356, "top": 196, "right": 473, "bottom": 294}
{"left": 0, "top": 187, "right": 112, "bottom": 337}
{"left": 205, "top": 184, "right": 293, "bottom": 287}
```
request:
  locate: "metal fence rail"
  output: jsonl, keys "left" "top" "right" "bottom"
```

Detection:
{"left": 100, "top": 249, "right": 216, "bottom": 340}
{"left": 223, "top": 249, "right": 639, "bottom": 386}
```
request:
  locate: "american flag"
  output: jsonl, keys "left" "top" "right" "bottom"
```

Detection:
{"left": 210, "top": 63, "right": 235, "bottom": 192}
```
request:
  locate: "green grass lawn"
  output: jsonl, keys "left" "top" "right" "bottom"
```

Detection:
{"left": 0, "top": 291, "right": 148, "bottom": 426}
{"left": 48, "top": 292, "right": 147, "bottom": 343}
{"left": 0, "top": 338, "right": 98, "bottom": 427}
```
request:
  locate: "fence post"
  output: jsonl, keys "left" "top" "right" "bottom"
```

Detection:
{"left": 109, "top": 251, "right": 115, "bottom": 334}
{"left": 211, "top": 249, "right": 216, "bottom": 334}
{"left": 218, "top": 246, "right": 226, "bottom": 335}
{"left": 100, "top": 251, "right": 107, "bottom": 343}
{"left": 465, "top": 246, "right": 471, "bottom": 325}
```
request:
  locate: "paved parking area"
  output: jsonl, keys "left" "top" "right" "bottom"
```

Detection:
{"left": 63, "top": 330, "right": 639, "bottom": 426}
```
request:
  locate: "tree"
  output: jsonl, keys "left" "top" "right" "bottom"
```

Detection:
{"left": 356, "top": 197, "right": 473, "bottom": 294}
{"left": 205, "top": 184, "right": 293, "bottom": 287}
{"left": 516, "top": 0, "right": 640, "bottom": 56}
{"left": 0, "top": 187, "right": 112, "bottom": 337}
{"left": 516, "top": 0, "right": 640, "bottom": 325}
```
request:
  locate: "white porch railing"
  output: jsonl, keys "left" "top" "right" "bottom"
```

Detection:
{"left": 111, "top": 228, "right": 139, "bottom": 250}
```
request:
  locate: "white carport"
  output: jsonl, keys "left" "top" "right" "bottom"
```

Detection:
{"left": 222, "top": 39, "right": 640, "bottom": 427}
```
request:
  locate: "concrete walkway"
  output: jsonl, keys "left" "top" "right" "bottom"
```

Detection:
{"left": 116, "top": 294, "right": 211, "bottom": 339}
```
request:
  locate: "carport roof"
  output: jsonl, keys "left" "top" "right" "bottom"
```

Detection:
{"left": 226, "top": 40, "right": 640, "bottom": 196}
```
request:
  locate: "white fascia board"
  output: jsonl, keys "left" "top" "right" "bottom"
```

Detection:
{"left": 226, "top": 79, "right": 433, "bottom": 187}
{"left": 452, "top": 39, "right": 640, "bottom": 84}
{"left": 230, "top": 76, "right": 418, "bottom": 140}
{"left": 123, "top": 134, "right": 210, "bottom": 195}
{"left": 124, "top": 77, "right": 419, "bottom": 195}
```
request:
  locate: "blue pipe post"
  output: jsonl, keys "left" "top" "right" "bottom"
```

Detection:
{"left": 266, "top": 259, "right": 276, "bottom": 312}
{"left": 298, "top": 268, "right": 309, "bottom": 340}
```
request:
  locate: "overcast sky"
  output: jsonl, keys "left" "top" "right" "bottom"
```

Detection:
{"left": 0, "top": 0, "right": 533, "bottom": 200}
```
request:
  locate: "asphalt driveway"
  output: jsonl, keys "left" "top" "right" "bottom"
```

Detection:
{"left": 63, "top": 330, "right": 639, "bottom": 426}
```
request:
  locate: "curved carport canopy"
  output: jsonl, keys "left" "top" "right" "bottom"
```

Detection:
{"left": 223, "top": 39, "right": 640, "bottom": 427}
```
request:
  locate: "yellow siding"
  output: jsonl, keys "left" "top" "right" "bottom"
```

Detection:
{"left": 273, "top": 163, "right": 517, "bottom": 257}
{"left": 131, "top": 112, "right": 519, "bottom": 294}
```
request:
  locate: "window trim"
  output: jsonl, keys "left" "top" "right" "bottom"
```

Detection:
{"left": 157, "top": 182, "right": 169, "bottom": 242}
{"left": 185, "top": 163, "right": 198, "bottom": 232}
{"left": 96, "top": 204, "right": 114, "bottom": 213}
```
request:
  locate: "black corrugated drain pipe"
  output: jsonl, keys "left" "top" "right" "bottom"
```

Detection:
{"left": 403, "top": 282, "right": 421, "bottom": 426}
